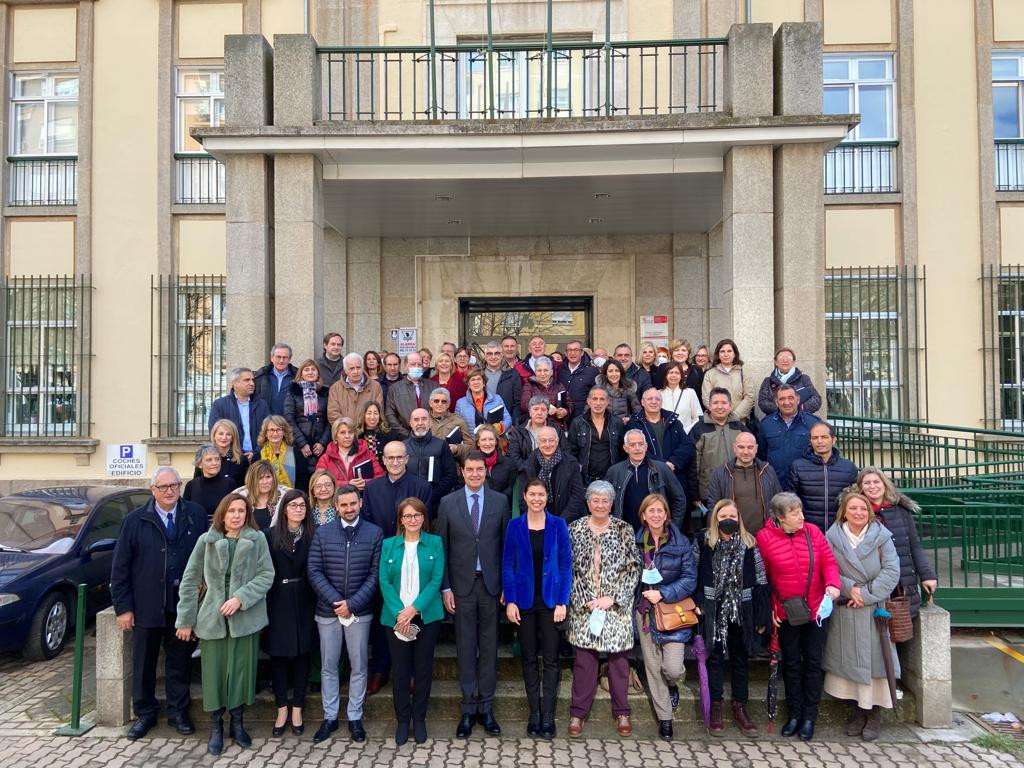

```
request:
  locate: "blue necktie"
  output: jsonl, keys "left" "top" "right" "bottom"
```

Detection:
{"left": 166, "top": 511, "right": 176, "bottom": 541}
{"left": 471, "top": 493, "right": 480, "bottom": 532}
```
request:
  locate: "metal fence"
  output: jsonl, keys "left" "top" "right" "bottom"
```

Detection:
{"left": 825, "top": 266, "right": 927, "bottom": 422}
{"left": 151, "top": 275, "right": 226, "bottom": 437}
{"left": 0, "top": 275, "right": 91, "bottom": 437}
{"left": 982, "top": 264, "right": 1024, "bottom": 429}
{"left": 835, "top": 414, "right": 1024, "bottom": 625}
{"left": 174, "top": 154, "right": 226, "bottom": 204}
{"left": 823, "top": 141, "right": 899, "bottom": 194}
{"left": 319, "top": 37, "right": 726, "bottom": 121}
{"left": 995, "top": 138, "right": 1024, "bottom": 191}
{"left": 7, "top": 156, "right": 78, "bottom": 206}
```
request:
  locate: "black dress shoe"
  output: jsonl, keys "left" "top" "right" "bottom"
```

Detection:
{"left": 126, "top": 716, "right": 156, "bottom": 740}
{"left": 798, "top": 719, "right": 815, "bottom": 741}
{"left": 780, "top": 718, "right": 800, "bottom": 737}
{"left": 456, "top": 713, "right": 474, "bottom": 738}
{"left": 478, "top": 711, "right": 501, "bottom": 735}
{"left": 413, "top": 720, "right": 428, "bottom": 743}
{"left": 348, "top": 718, "right": 366, "bottom": 742}
{"left": 527, "top": 711, "right": 541, "bottom": 737}
{"left": 395, "top": 721, "right": 409, "bottom": 746}
{"left": 658, "top": 719, "right": 674, "bottom": 740}
{"left": 313, "top": 718, "right": 338, "bottom": 743}
{"left": 540, "top": 715, "right": 556, "bottom": 739}
{"left": 168, "top": 713, "right": 195, "bottom": 735}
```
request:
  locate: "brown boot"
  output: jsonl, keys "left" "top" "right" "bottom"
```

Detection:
{"left": 731, "top": 700, "right": 758, "bottom": 734}
{"left": 861, "top": 706, "right": 882, "bottom": 741}
{"left": 846, "top": 705, "right": 869, "bottom": 737}
{"left": 709, "top": 700, "right": 724, "bottom": 735}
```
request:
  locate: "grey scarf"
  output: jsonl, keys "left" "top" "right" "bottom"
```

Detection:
{"left": 711, "top": 535, "right": 746, "bottom": 645}
{"left": 536, "top": 449, "right": 563, "bottom": 499}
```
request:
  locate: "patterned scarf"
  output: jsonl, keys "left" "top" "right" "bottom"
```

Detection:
{"left": 536, "top": 449, "right": 562, "bottom": 499}
{"left": 482, "top": 449, "right": 499, "bottom": 472}
{"left": 711, "top": 535, "right": 746, "bottom": 645}
{"left": 313, "top": 504, "right": 336, "bottom": 526}
{"left": 301, "top": 381, "right": 319, "bottom": 416}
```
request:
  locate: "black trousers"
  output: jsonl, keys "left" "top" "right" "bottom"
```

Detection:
{"left": 132, "top": 611, "right": 197, "bottom": 720}
{"left": 517, "top": 606, "right": 560, "bottom": 718}
{"left": 270, "top": 652, "right": 311, "bottom": 709}
{"left": 386, "top": 620, "right": 441, "bottom": 724}
{"left": 778, "top": 618, "right": 829, "bottom": 721}
{"left": 707, "top": 622, "right": 750, "bottom": 703}
{"left": 369, "top": 591, "right": 391, "bottom": 676}
{"left": 453, "top": 575, "right": 500, "bottom": 715}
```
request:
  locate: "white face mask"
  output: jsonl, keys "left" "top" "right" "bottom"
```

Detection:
{"left": 656, "top": 355, "right": 668, "bottom": 366}
{"left": 593, "top": 356, "right": 606, "bottom": 368}
{"left": 468, "top": 355, "right": 478, "bottom": 366}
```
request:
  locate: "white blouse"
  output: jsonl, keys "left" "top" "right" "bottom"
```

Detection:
{"left": 659, "top": 386, "right": 704, "bottom": 433}
{"left": 400, "top": 540, "right": 420, "bottom": 608}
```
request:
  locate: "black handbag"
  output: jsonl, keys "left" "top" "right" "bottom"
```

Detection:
{"left": 778, "top": 528, "right": 814, "bottom": 627}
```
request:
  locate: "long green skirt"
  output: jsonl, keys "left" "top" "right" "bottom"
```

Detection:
{"left": 200, "top": 631, "right": 260, "bottom": 711}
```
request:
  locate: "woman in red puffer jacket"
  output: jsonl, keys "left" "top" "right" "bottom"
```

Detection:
{"left": 756, "top": 491, "right": 840, "bottom": 743}
{"left": 316, "top": 417, "right": 384, "bottom": 491}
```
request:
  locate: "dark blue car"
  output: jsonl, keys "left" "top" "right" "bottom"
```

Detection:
{"left": 0, "top": 485, "right": 152, "bottom": 660}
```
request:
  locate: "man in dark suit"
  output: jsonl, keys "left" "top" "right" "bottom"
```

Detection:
{"left": 110, "top": 467, "right": 208, "bottom": 740}
{"left": 207, "top": 367, "right": 270, "bottom": 460}
{"left": 436, "top": 452, "right": 511, "bottom": 738}
{"left": 384, "top": 351, "right": 438, "bottom": 438}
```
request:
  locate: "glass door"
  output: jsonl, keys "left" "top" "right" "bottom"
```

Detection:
{"left": 459, "top": 296, "right": 592, "bottom": 358}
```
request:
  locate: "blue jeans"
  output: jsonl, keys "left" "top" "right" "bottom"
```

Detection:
{"left": 316, "top": 614, "right": 371, "bottom": 721}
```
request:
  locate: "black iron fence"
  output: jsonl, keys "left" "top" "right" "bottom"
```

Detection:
{"left": 982, "top": 263, "right": 1024, "bottom": 429}
{"left": 7, "top": 156, "right": 78, "bottom": 206}
{"left": 823, "top": 141, "right": 899, "bottom": 194}
{"left": 151, "top": 275, "right": 226, "bottom": 437}
{"left": 319, "top": 38, "right": 727, "bottom": 121}
{"left": 0, "top": 275, "right": 91, "bottom": 437}
{"left": 825, "top": 265, "right": 927, "bottom": 422}
{"left": 175, "top": 154, "right": 226, "bottom": 204}
{"left": 995, "top": 139, "right": 1024, "bottom": 191}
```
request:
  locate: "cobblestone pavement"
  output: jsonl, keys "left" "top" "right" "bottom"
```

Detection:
{"left": 1, "top": 642, "right": 1021, "bottom": 768}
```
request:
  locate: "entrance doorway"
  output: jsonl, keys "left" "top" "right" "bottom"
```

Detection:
{"left": 459, "top": 296, "right": 593, "bottom": 357}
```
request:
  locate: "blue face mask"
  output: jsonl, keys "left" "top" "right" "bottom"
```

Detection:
{"left": 407, "top": 367, "right": 423, "bottom": 380}
{"left": 815, "top": 594, "right": 833, "bottom": 626}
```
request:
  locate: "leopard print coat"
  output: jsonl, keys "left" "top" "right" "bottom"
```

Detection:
{"left": 567, "top": 516, "right": 641, "bottom": 653}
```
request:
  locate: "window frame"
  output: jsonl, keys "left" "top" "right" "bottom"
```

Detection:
{"left": 8, "top": 71, "right": 80, "bottom": 158}
{"left": 996, "top": 274, "right": 1024, "bottom": 430}
{"left": 993, "top": 52, "right": 1024, "bottom": 139}
{"left": 174, "top": 68, "right": 225, "bottom": 156}
{"left": 823, "top": 53, "right": 897, "bottom": 143}
{"left": 171, "top": 276, "right": 226, "bottom": 436}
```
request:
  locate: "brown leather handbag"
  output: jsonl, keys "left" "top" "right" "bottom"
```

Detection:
{"left": 652, "top": 597, "right": 699, "bottom": 633}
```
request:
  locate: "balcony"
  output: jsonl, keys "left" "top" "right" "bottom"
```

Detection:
{"left": 175, "top": 153, "right": 226, "bottom": 204}
{"left": 318, "top": 38, "right": 727, "bottom": 121}
{"left": 995, "top": 139, "right": 1024, "bottom": 191}
{"left": 7, "top": 156, "right": 77, "bottom": 206}
{"left": 823, "top": 141, "right": 898, "bottom": 194}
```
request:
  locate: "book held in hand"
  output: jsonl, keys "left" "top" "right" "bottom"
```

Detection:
{"left": 353, "top": 459, "right": 374, "bottom": 480}
{"left": 446, "top": 426, "right": 462, "bottom": 446}
{"left": 486, "top": 404, "right": 504, "bottom": 423}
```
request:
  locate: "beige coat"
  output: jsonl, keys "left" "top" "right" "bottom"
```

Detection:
{"left": 326, "top": 375, "right": 384, "bottom": 425}
{"left": 701, "top": 364, "right": 756, "bottom": 421}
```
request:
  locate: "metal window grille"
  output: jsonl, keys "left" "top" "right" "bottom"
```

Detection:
{"left": 823, "top": 141, "right": 899, "bottom": 194}
{"left": 151, "top": 275, "right": 226, "bottom": 437}
{"left": 174, "top": 154, "right": 226, "bottom": 204}
{"left": 995, "top": 140, "right": 1024, "bottom": 191}
{"left": 0, "top": 275, "right": 91, "bottom": 437}
{"left": 982, "top": 264, "right": 1024, "bottom": 429}
{"left": 7, "top": 156, "right": 77, "bottom": 205}
{"left": 825, "top": 266, "right": 927, "bottom": 421}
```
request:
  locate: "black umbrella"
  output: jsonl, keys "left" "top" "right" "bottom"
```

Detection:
{"left": 766, "top": 626, "right": 780, "bottom": 733}
{"left": 873, "top": 606, "right": 900, "bottom": 710}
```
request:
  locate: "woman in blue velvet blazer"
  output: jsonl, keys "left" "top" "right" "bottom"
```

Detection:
{"left": 502, "top": 478, "right": 572, "bottom": 738}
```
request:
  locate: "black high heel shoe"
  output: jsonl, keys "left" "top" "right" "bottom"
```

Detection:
{"left": 291, "top": 706, "right": 305, "bottom": 736}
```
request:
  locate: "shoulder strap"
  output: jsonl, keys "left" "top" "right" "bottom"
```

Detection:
{"left": 803, "top": 527, "right": 814, "bottom": 599}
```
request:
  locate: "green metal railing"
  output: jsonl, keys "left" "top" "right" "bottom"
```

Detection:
{"left": 836, "top": 414, "right": 1024, "bottom": 625}
{"left": 318, "top": 37, "right": 726, "bottom": 121}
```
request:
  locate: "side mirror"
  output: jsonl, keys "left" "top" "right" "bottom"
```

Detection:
{"left": 85, "top": 538, "right": 116, "bottom": 556}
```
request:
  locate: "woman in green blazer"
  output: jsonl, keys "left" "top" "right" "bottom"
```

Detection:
{"left": 378, "top": 496, "right": 445, "bottom": 746}
{"left": 176, "top": 493, "right": 274, "bottom": 756}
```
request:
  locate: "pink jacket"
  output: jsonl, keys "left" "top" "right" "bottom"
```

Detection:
{"left": 756, "top": 519, "right": 840, "bottom": 621}
{"left": 316, "top": 438, "right": 384, "bottom": 484}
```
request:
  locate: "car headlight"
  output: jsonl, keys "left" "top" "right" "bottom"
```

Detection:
{"left": 0, "top": 593, "right": 20, "bottom": 607}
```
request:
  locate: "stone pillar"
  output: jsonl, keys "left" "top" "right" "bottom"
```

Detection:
{"left": 348, "top": 239, "right": 382, "bottom": 351}
{"left": 95, "top": 608, "right": 132, "bottom": 726}
{"left": 323, "top": 228, "right": 348, "bottom": 349}
{"left": 725, "top": 24, "right": 774, "bottom": 118}
{"left": 773, "top": 23, "right": 826, "bottom": 413}
{"left": 899, "top": 601, "right": 953, "bottom": 727}
{"left": 223, "top": 35, "right": 273, "bottom": 369}
{"left": 673, "top": 232, "right": 709, "bottom": 344}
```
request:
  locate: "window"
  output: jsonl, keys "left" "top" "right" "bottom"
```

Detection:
{"left": 825, "top": 267, "right": 926, "bottom": 421}
{"left": 823, "top": 55, "right": 897, "bottom": 193}
{"left": 994, "top": 269, "right": 1024, "bottom": 428}
{"left": 8, "top": 73, "right": 78, "bottom": 205}
{"left": 2, "top": 276, "right": 91, "bottom": 437}
{"left": 81, "top": 498, "right": 131, "bottom": 549}
{"left": 993, "top": 52, "right": 1024, "bottom": 190}
{"left": 152, "top": 275, "right": 226, "bottom": 436}
{"left": 175, "top": 69, "right": 225, "bottom": 204}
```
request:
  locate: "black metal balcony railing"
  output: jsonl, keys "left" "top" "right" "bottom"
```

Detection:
{"left": 7, "top": 156, "right": 77, "bottom": 206}
{"left": 823, "top": 141, "right": 899, "bottom": 194}
{"left": 319, "top": 38, "right": 727, "bottom": 121}
{"left": 995, "top": 139, "right": 1024, "bottom": 191}
{"left": 175, "top": 154, "right": 226, "bottom": 204}
{"left": 0, "top": 274, "right": 92, "bottom": 437}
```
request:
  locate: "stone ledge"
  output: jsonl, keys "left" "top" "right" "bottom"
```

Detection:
{"left": 143, "top": 436, "right": 202, "bottom": 466}
{"left": 0, "top": 437, "right": 99, "bottom": 467}
{"left": 824, "top": 192, "right": 903, "bottom": 206}
{"left": 3, "top": 204, "right": 79, "bottom": 218}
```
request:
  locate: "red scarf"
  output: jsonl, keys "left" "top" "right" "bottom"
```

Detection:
{"left": 482, "top": 450, "right": 499, "bottom": 471}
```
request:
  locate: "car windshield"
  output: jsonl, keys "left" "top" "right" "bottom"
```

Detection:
{"left": 0, "top": 499, "right": 88, "bottom": 553}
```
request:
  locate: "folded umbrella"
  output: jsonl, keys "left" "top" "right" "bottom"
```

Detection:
{"left": 873, "top": 606, "right": 900, "bottom": 711}
{"left": 766, "top": 626, "right": 780, "bottom": 733}
{"left": 692, "top": 635, "right": 711, "bottom": 729}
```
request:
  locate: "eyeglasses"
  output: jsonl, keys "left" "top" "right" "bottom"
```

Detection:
{"left": 401, "top": 512, "right": 424, "bottom": 520}
{"left": 285, "top": 501, "right": 307, "bottom": 510}
{"left": 153, "top": 482, "right": 181, "bottom": 492}
{"left": 384, "top": 455, "right": 407, "bottom": 462}
{"left": 312, "top": 482, "right": 335, "bottom": 490}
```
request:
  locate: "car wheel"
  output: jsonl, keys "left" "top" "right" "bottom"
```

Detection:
{"left": 23, "top": 592, "right": 71, "bottom": 661}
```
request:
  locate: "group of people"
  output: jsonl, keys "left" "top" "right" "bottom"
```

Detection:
{"left": 108, "top": 331, "right": 937, "bottom": 752}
